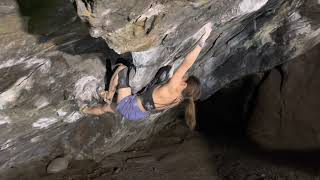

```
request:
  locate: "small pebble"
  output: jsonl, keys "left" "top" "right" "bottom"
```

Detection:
{"left": 47, "top": 157, "right": 70, "bottom": 173}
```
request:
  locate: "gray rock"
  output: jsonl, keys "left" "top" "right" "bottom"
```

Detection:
{"left": 0, "top": 0, "right": 319, "bottom": 176}
{"left": 75, "top": 0, "right": 320, "bottom": 94}
{"left": 249, "top": 44, "right": 320, "bottom": 150}
{"left": 47, "top": 156, "right": 71, "bottom": 174}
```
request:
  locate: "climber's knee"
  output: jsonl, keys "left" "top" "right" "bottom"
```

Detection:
{"left": 118, "top": 67, "right": 130, "bottom": 89}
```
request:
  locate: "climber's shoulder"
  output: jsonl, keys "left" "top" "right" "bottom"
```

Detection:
{"left": 156, "top": 80, "right": 180, "bottom": 96}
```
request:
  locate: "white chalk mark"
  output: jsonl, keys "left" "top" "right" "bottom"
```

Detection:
{"left": 32, "top": 117, "right": 59, "bottom": 129}
{"left": 34, "top": 96, "right": 50, "bottom": 109}
{"left": 39, "top": 60, "right": 51, "bottom": 74}
{"left": 0, "top": 76, "right": 34, "bottom": 109}
{"left": 0, "top": 139, "right": 12, "bottom": 151}
{"left": 57, "top": 108, "right": 68, "bottom": 117}
{"left": 48, "top": 76, "right": 56, "bottom": 84}
{"left": 64, "top": 112, "right": 83, "bottom": 123}
{"left": 101, "top": 9, "right": 111, "bottom": 17}
{"left": 0, "top": 57, "right": 25, "bottom": 70}
{"left": 0, "top": 57, "right": 47, "bottom": 70}
{"left": 74, "top": 76, "right": 99, "bottom": 102}
{"left": 30, "top": 136, "right": 41, "bottom": 143}
{"left": 239, "top": 0, "right": 268, "bottom": 13}
{"left": 25, "top": 57, "right": 46, "bottom": 68}
{"left": 0, "top": 115, "right": 11, "bottom": 125}
{"left": 139, "top": 4, "right": 165, "bottom": 20}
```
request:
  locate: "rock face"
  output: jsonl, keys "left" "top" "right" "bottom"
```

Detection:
{"left": 0, "top": 0, "right": 171, "bottom": 175}
{"left": 75, "top": 0, "right": 320, "bottom": 94}
{"left": 249, "top": 44, "right": 320, "bottom": 150}
{"left": 0, "top": 0, "right": 319, "bottom": 176}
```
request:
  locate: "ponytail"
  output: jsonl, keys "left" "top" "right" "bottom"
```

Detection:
{"left": 182, "top": 76, "right": 201, "bottom": 131}
{"left": 185, "top": 98, "right": 196, "bottom": 130}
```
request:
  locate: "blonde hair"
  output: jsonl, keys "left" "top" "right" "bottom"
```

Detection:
{"left": 182, "top": 76, "right": 201, "bottom": 130}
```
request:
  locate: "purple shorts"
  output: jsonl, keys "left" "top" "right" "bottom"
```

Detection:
{"left": 116, "top": 95, "right": 149, "bottom": 121}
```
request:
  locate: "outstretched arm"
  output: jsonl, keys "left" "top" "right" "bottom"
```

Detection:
{"left": 168, "top": 23, "right": 213, "bottom": 86}
{"left": 169, "top": 45, "right": 202, "bottom": 84}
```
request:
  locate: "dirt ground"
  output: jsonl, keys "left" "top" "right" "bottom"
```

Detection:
{"left": 5, "top": 117, "right": 320, "bottom": 180}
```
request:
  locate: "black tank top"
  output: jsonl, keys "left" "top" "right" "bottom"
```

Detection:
{"left": 140, "top": 85, "right": 181, "bottom": 112}
{"left": 140, "top": 86, "right": 157, "bottom": 111}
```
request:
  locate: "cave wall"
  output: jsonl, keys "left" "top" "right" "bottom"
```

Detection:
{"left": 249, "top": 44, "right": 320, "bottom": 151}
{"left": 0, "top": 0, "right": 174, "bottom": 174}
{"left": 0, "top": 0, "right": 319, "bottom": 174}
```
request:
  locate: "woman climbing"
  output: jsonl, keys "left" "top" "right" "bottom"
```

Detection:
{"left": 82, "top": 23, "right": 212, "bottom": 130}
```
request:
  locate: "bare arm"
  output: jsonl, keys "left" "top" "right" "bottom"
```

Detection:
{"left": 168, "top": 45, "right": 203, "bottom": 85}
{"left": 168, "top": 23, "right": 213, "bottom": 87}
{"left": 104, "top": 73, "right": 118, "bottom": 103}
{"left": 105, "top": 65, "right": 126, "bottom": 103}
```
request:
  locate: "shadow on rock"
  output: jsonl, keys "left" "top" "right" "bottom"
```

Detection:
{"left": 196, "top": 53, "right": 320, "bottom": 178}
{"left": 14, "top": 0, "right": 114, "bottom": 61}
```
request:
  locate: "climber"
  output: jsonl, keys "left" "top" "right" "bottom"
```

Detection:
{"left": 82, "top": 23, "right": 212, "bottom": 130}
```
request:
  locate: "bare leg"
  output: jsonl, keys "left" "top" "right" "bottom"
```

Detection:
{"left": 117, "top": 87, "right": 132, "bottom": 103}
{"left": 82, "top": 103, "right": 115, "bottom": 115}
{"left": 96, "top": 64, "right": 128, "bottom": 103}
{"left": 82, "top": 64, "right": 133, "bottom": 115}
{"left": 82, "top": 64, "right": 131, "bottom": 115}
{"left": 104, "top": 64, "right": 127, "bottom": 103}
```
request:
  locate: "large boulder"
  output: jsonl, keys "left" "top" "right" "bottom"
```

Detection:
{"left": 74, "top": 0, "right": 320, "bottom": 94}
{"left": 0, "top": 0, "right": 168, "bottom": 174}
{"left": 0, "top": 0, "right": 319, "bottom": 175}
{"left": 249, "top": 44, "right": 320, "bottom": 150}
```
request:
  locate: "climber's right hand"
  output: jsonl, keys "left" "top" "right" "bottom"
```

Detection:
{"left": 199, "top": 22, "right": 213, "bottom": 47}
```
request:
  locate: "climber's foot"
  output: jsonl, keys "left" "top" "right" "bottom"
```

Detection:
{"left": 97, "top": 87, "right": 107, "bottom": 99}
{"left": 96, "top": 87, "right": 113, "bottom": 104}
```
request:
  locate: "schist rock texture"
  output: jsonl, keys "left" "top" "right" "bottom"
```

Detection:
{"left": 74, "top": 0, "right": 320, "bottom": 95}
{"left": 0, "top": 0, "right": 319, "bottom": 176}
